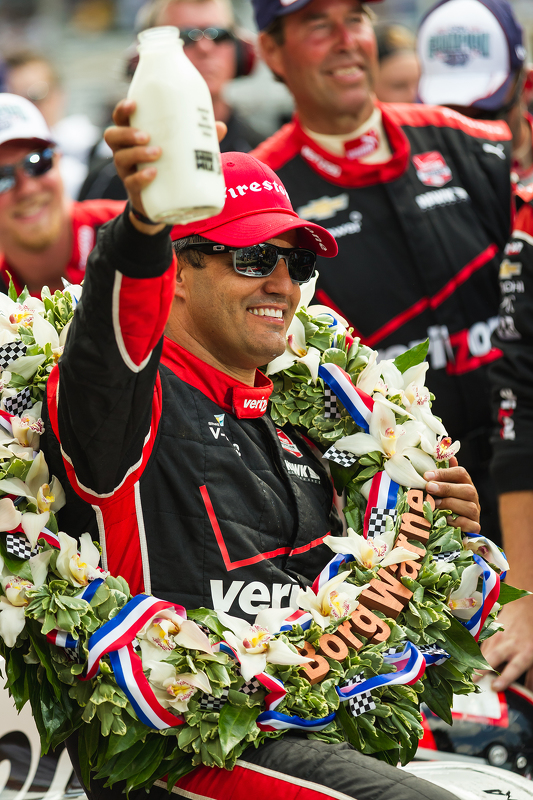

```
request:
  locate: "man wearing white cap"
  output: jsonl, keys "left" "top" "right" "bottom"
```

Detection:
{"left": 0, "top": 93, "right": 123, "bottom": 296}
{"left": 417, "top": 0, "right": 533, "bottom": 186}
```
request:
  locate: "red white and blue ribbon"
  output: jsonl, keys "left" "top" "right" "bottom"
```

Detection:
{"left": 280, "top": 608, "right": 314, "bottom": 632}
{"left": 336, "top": 642, "right": 426, "bottom": 702}
{"left": 214, "top": 640, "right": 334, "bottom": 732}
{"left": 84, "top": 594, "right": 184, "bottom": 680}
{"left": 363, "top": 471, "right": 400, "bottom": 538}
{"left": 318, "top": 364, "right": 374, "bottom": 433}
{"left": 462, "top": 554, "right": 500, "bottom": 642}
{"left": 311, "top": 552, "right": 354, "bottom": 596}
{"left": 108, "top": 643, "right": 184, "bottom": 730}
{"left": 46, "top": 578, "right": 104, "bottom": 655}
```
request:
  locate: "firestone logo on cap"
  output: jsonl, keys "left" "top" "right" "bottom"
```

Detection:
{"left": 225, "top": 179, "right": 291, "bottom": 202}
{"left": 429, "top": 27, "right": 491, "bottom": 66}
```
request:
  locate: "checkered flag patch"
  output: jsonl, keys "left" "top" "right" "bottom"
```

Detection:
{"left": 64, "top": 646, "right": 79, "bottom": 662}
{"left": 432, "top": 550, "right": 461, "bottom": 564}
{"left": 198, "top": 688, "right": 229, "bottom": 711}
{"left": 323, "top": 445, "right": 357, "bottom": 468}
{"left": 344, "top": 676, "right": 375, "bottom": 718}
{"left": 367, "top": 508, "right": 397, "bottom": 539}
{"left": 0, "top": 342, "right": 26, "bottom": 370}
{"left": 323, "top": 386, "right": 342, "bottom": 419}
{"left": 4, "top": 386, "right": 32, "bottom": 416}
{"left": 240, "top": 677, "right": 261, "bottom": 695}
{"left": 5, "top": 533, "right": 39, "bottom": 559}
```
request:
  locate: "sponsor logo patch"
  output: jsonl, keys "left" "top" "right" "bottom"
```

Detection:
{"left": 327, "top": 210, "right": 362, "bottom": 239}
{"left": 285, "top": 460, "right": 320, "bottom": 482}
{"left": 276, "top": 428, "right": 303, "bottom": 458}
{"left": 428, "top": 27, "right": 490, "bottom": 66}
{"left": 301, "top": 145, "right": 342, "bottom": 178}
{"left": 345, "top": 130, "right": 379, "bottom": 160}
{"left": 413, "top": 151, "right": 452, "bottom": 187}
{"left": 499, "top": 259, "right": 522, "bottom": 279}
{"left": 504, "top": 240, "right": 524, "bottom": 256}
{"left": 297, "top": 193, "right": 349, "bottom": 222}
{"left": 415, "top": 186, "right": 469, "bottom": 211}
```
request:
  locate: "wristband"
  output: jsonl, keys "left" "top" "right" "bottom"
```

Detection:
{"left": 126, "top": 200, "right": 160, "bottom": 226}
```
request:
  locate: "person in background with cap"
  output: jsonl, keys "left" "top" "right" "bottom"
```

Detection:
{"left": 252, "top": 0, "right": 512, "bottom": 545}
{"left": 43, "top": 96, "right": 480, "bottom": 800}
{"left": 79, "top": 0, "right": 261, "bottom": 202}
{"left": 417, "top": 0, "right": 533, "bottom": 187}
{"left": 0, "top": 93, "right": 124, "bottom": 296}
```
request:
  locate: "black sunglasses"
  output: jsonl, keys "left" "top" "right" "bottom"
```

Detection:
{"left": 181, "top": 242, "right": 317, "bottom": 284}
{"left": 181, "top": 27, "right": 235, "bottom": 46}
{"left": 0, "top": 147, "right": 55, "bottom": 195}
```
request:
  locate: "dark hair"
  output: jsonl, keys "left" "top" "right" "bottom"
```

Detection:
{"left": 172, "top": 234, "right": 213, "bottom": 268}
{"left": 373, "top": 23, "right": 415, "bottom": 64}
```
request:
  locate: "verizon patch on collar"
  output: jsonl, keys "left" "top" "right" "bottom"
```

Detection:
{"left": 413, "top": 151, "right": 452, "bottom": 187}
{"left": 232, "top": 386, "right": 269, "bottom": 418}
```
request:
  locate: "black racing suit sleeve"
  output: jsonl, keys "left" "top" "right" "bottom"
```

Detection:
{"left": 490, "top": 210, "right": 533, "bottom": 494}
{"left": 51, "top": 210, "right": 175, "bottom": 495}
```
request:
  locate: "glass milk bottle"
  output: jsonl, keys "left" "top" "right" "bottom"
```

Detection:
{"left": 127, "top": 26, "right": 225, "bottom": 224}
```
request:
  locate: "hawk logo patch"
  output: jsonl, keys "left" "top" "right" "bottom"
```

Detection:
{"left": 413, "top": 151, "right": 452, "bottom": 187}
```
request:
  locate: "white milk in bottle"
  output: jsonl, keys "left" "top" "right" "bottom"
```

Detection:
{"left": 128, "top": 26, "right": 225, "bottom": 224}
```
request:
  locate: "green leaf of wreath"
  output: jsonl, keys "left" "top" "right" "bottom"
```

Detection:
{"left": 393, "top": 340, "right": 429, "bottom": 373}
{"left": 439, "top": 615, "right": 490, "bottom": 670}
{"left": 218, "top": 702, "right": 261, "bottom": 756}
{"left": 497, "top": 583, "right": 530, "bottom": 606}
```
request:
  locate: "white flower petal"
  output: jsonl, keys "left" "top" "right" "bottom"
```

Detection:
{"left": 216, "top": 611, "right": 251, "bottom": 640}
{"left": 21, "top": 510, "right": 49, "bottom": 548}
{"left": 49, "top": 476, "right": 66, "bottom": 512}
{"left": 385, "top": 454, "right": 427, "bottom": 489}
{"left": 266, "top": 638, "right": 311, "bottom": 667}
{"left": 297, "top": 347, "right": 321, "bottom": 384}
{"left": 0, "top": 498, "right": 22, "bottom": 532}
{"left": 265, "top": 350, "right": 297, "bottom": 377}
{"left": 336, "top": 432, "right": 384, "bottom": 457}
{"left": 8, "top": 355, "right": 46, "bottom": 381}
{"left": 32, "top": 313, "right": 59, "bottom": 350}
{"left": 0, "top": 603, "right": 26, "bottom": 646}
{"left": 174, "top": 620, "right": 213, "bottom": 654}
{"left": 402, "top": 446, "right": 437, "bottom": 476}
{"left": 29, "top": 550, "right": 52, "bottom": 587}
{"left": 299, "top": 272, "right": 317, "bottom": 310}
{"left": 26, "top": 452, "right": 50, "bottom": 499}
{"left": 0, "top": 477, "right": 33, "bottom": 498}
{"left": 380, "top": 547, "right": 418, "bottom": 567}
{"left": 307, "top": 304, "right": 348, "bottom": 328}
{"left": 79, "top": 533, "right": 101, "bottom": 570}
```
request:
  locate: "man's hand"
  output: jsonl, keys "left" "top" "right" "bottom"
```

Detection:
{"left": 480, "top": 491, "right": 533, "bottom": 691}
{"left": 104, "top": 99, "right": 227, "bottom": 234}
{"left": 423, "top": 456, "right": 480, "bottom": 533}
{"left": 481, "top": 596, "right": 533, "bottom": 692}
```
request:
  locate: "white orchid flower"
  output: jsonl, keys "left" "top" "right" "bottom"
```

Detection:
{"left": 297, "top": 571, "right": 365, "bottom": 630}
{"left": 56, "top": 531, "right": 104, "bottom": 587}
{"left": 336, "top": 404, "right": 436, "bottom": 489}
{"left": 0, "top": 550, "right": 52, "bottom": 646}
{"left": 0, "top": 487, "right": 51, "bottom": 549}
{"left": 448, "top": 563, "right": 483, "bottom": 620}
{"left": 11, "top": 406, "right": 44, "bottom": 450}
{"left": 323, "top": 526, "right": 416, "bottom": 570}
{"left": 217, "top": 607, "right": 309, "bottom": 681}
{"left": 401, "top": 363, "right": 448, "bottom": 439}
{"left": 0, "top": 451, "right": 66, "bottom": 515}
{"left": 463, "top": 536, "right": 509, "bottom": 573}
{"left": 146, "top": 660, "right": 211, "bottom": 712}
{"left": 356, "top": 353, "right": 404, "bottom": 398}
{"left": 137, "top": 608, "right": 213, "bottom": 663}
{"left": 0, "top": 294, "right": 44, "bottom": 335}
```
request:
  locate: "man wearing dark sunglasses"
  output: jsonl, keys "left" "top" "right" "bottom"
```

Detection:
{"left": 0, "top": 93, "right": 124, "bottom": 296}
{"left": 43, "top": 97, "right": 480, "bottom": 800}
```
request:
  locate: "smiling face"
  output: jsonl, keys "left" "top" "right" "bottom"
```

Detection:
{"left": 170, "top": 231, "right": 302, "bottom": 377}
{"left": 260, "top": 0, "right": 377, "bottom": 133}
{"left": 0, "top": 140, "right": 65, "bottom": 253}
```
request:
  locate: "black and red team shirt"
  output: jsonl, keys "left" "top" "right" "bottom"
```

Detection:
{"left": 42, "top": 211, "right": 341, "bottom": 621}
{"left": 0, "top": 199, "right": 125, "bottom": 296}
{"left": 490, "top": 184, "right": 533, "bottom": 495}
{"left": 253, "top": 103, "right": 513, "bottom": 480}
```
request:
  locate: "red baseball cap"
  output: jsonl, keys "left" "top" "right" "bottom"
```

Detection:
{"left": 171, "top": 152, "right": 338, "bottom": 258}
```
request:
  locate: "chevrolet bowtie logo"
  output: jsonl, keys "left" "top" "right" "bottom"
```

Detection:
{"left": 297, "top": 193, "right": 349, "bottom": 222}
{"left": 499, "top": 259, "right": 522, "bottom": 280}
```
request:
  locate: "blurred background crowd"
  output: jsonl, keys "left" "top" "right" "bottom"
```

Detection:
{"left": 0, "top": 0, "right": 530, "bottom": 201}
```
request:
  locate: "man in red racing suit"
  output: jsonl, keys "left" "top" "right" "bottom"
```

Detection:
{"left": 42, "top": 100, "right": 480, "bottom": 800}
{"left": 253, "top": 0, "right": 513, "bottom": 542}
